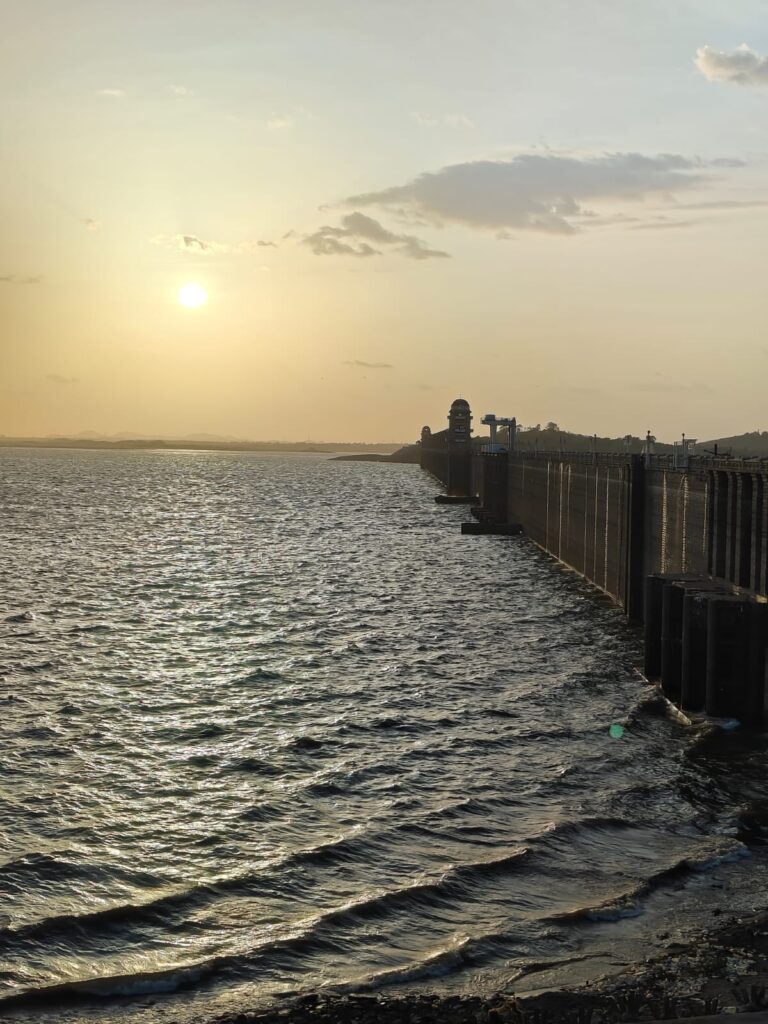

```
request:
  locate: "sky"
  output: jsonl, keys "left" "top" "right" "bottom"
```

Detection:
{"left": 1, "top": 0, "right": 767, "bottom": 442}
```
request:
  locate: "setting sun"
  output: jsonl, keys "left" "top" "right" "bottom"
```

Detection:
{"left": 178, "top": 282, "right": 208, "bottom": 309}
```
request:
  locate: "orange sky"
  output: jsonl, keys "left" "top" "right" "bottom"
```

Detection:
{"left": 2, "top": 1, "right": 767, "bottom": 442}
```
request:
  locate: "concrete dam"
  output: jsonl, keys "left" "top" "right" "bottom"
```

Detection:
{"left": 420, "top": 399, "right": 768, "bottom": 727}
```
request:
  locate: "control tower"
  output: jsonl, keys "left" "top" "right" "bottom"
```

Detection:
{"left": 448, "top": 398, "right": 472, "bottom": 447}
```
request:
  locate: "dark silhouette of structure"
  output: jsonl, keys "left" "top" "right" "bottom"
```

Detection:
{"left": 420, "top": 398, "right": 474, "bottom": 496}
{"left": 420, "top": 398, "right": 768, "bottom": 726}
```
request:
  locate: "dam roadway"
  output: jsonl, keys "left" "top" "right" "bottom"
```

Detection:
{"left": 421, "top": 399, "right": 768, "bottom": 727}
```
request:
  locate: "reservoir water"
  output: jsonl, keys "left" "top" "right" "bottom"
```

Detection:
{"left": 1, "top": 449, "right": 768, "bottom": 1024}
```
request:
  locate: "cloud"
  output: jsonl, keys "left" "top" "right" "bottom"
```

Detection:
{"left": 342, "top": 152, "right": 725, "bottom": 235}
{"left": 629, "top": 219, "right": 699, "bottom": 231}
{"left": 412, "top": 112, "right": 474, "bottom": 128}
{"left": 46, "top": 373, "right": 78, "bottom": 385}
{"left": 169, "top": 85, "right": 192, "bottom": 97}
{"left": 267, "top": 116, "right": 294, "bottom": 130}
{"left": 84, "top": 218, "right": 101, "bottom": 231}
{"left": 630, "top": 379, "right": 713, "bottom": 394}
{"left": 266, "top": 106, "right": 313, "bottom": 131}
{"left": 0, "top": 275, "right": 41, "bottom": 284}
{"left": 304, "top": 233, "right": 379, "bottom": 257}
{"left": 675, "top": 198, "right": 768, "bottom": 210}
{"left": 98, "top": 88, "right": 126, "bottom": 98}
{"left": 152, "top": 234, "right": 277, "bottom": 254}
{"left": 695, "top": 44, "right": 768, "bottom": 86}
{"left": 302, "top": 212, "right": 450, "bottom": 260}
{"left": 343, "top": 360, "right": 393, "bottom": 369}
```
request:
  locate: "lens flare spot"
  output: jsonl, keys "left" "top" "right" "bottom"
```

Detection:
{"left": 609, "top": 723, "right": 625, "bottom": 739}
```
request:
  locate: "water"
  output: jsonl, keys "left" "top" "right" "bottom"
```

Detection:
{"left": 1, "top": 449, "right": 767, "bottom": 1023}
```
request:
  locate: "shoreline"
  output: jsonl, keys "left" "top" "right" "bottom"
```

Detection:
{"left": 202, "top": 906, "right": 768, "bottom": 1024}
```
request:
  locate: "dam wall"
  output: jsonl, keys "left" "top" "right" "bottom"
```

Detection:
{"left": 426, "top": 447, "right": 768, "bottom": 723}
{"left": 505, "top": 453, "right": 641, "bottom": 616}
{"left": 420, "top": 403, "right": 768, "bottom": 724}
{"left": 490, "top": 456, "right": 768, "bottom": 725}
{"left": 642, "top": 466, "right": 710, "bottom": 579}
{"left": 458, "top": 448, "right": 768, "bottom": 612}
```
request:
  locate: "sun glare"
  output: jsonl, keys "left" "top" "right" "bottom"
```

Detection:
{"left": 178, "top": 282, "right": 208, "bottom": 309}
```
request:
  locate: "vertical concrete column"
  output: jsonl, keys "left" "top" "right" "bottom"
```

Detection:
{"left": 681, "top": 591, "right": 710, "bottom": 712}
{"left": 705, "top": 596, "right": 754, "bottom": 719}
{"left": 712, "top": 472, "right": 729, "bottom": 578}
{"left": 584, "top": 465, "right": 595, "bottom": 583}
{"left": 725, "top": 472, "right": 739, "bottom": 585}
{"left": 750, "top": 474, "right": 764, "bottom": 594}
{"left": 706, "top": 471, "right": 715, "bottom": 573}
{"left": 627, "top": 459, "right": 646, "bottom": 623}
{"left": 479, "top": 454, "right": 508, "bottom": 523}
{"left": 745, "top": 602, "right": 768, "bottom": 727}
{"left": 644, "top": 575, "right": 665, "bottom": 680}
{"left": 661, "top": 582, "right": 685, "bottom": 701}
{"left": 706, "top": 596, "right": 744, "bottom": 717}
{"left": 447, "top": 449, "right": 472, "bottom": 497}
{"left": 735, "top": 473, "right": 753, "bottom": 588}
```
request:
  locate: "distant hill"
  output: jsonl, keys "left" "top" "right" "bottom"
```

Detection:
{"left": 697, "top": 431, "right": 768, "bottom": 458}
{"left": 504, "top": 426, "right": 768, "bottom": 459}
{"left": 0, "top": 437, "right": 405, "bottom": 454}
{"left": 3, "top": 429, "right": 768, "bottom": 460}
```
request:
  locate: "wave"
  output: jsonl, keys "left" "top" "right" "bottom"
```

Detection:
{"left": 0, "top": 841, "right": 531, "bottom": 962}
{"left": 240, "top": 668, "right": 283, "bottom": 682}
{"left": 338, "top": 941, "right": 472, "bottom": 992}
{"left": 548, "top": 839, "right": 751, "bottom": 925}
{"left": 226, "top": 756, "right": 284, "bottom": 776}
{"left": 289, "top": 735, "right": 326, "bottom": 752}
{"left": 0, "top": 851, "right": 95, "bottom": 885}
{"left": 537, "top": 815, "right": 636, "bottom": 842}
{"left": 0, "top": 960, "right": 219, "bottom": 1009}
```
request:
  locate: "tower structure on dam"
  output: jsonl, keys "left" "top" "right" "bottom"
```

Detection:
{"left": 448, "top": 398, "right": 472, "bottom": 447}
{"left": 419, "top": 398, "right": 475, "bottom": 496}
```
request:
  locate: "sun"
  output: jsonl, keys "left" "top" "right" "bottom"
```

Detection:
{"left": 178, "top": 282, "right": 208, "bottom": 309}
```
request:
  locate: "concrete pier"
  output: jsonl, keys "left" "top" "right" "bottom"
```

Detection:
{"left": 705, "top": 597, "right": 767, "bottom": 723}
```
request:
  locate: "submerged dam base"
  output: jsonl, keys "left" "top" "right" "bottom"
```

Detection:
{"left": 420, "top": 401, "right": 768, "bottom": 727}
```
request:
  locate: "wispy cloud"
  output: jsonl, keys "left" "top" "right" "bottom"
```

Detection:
{"left": 152, "top": 234, "right": 278, "bottom": 254}
{"left": 0, "top": 275, "right": 41, "bottom": 284}
{"left": 46, "top": 373, "right": 78, "bottom": 385}
{"left": 98, "top": 88, "right": 126, "bottom": 98}
{"left": 695, "top": 44, "right": 768, "bottom": 86}
{"left": 267, "top": 116, "right": 295, "bottom": 131}
{"left": 629, "top": 219, "right": 699, "bottom": 231}
{"left": 303, "top": 212, "right": 450, "bottom": 260}
{"left": 674, "top": 198, "right": 768, "bottom": 210}
{"left": 266, "top": 106, "right": 314, "bottom": 131}
{"left": 630, "top": 379, "right": 713, "bottom": 394}
{"left": 342, "top": 152, "right": 732, "bottom": 236}
{"left": 343, "top": 360, "right": 393, "bottom": 369}
{"left": 412, "top": 112, "right": 474, "bottom": 129}
{"left": 169, "top": 84, "right": 192, "bottom": 97}
{"left": 84, "top": 218, "right": 101, "bottom": 231}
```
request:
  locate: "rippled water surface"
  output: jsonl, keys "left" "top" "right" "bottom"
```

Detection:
{"left": 1, "top": 449, "right": 767, "bottom": 1023}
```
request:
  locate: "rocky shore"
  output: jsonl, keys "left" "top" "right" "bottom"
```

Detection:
{"left": 211, "top": 908, "right": 768, "bottom": 1024}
